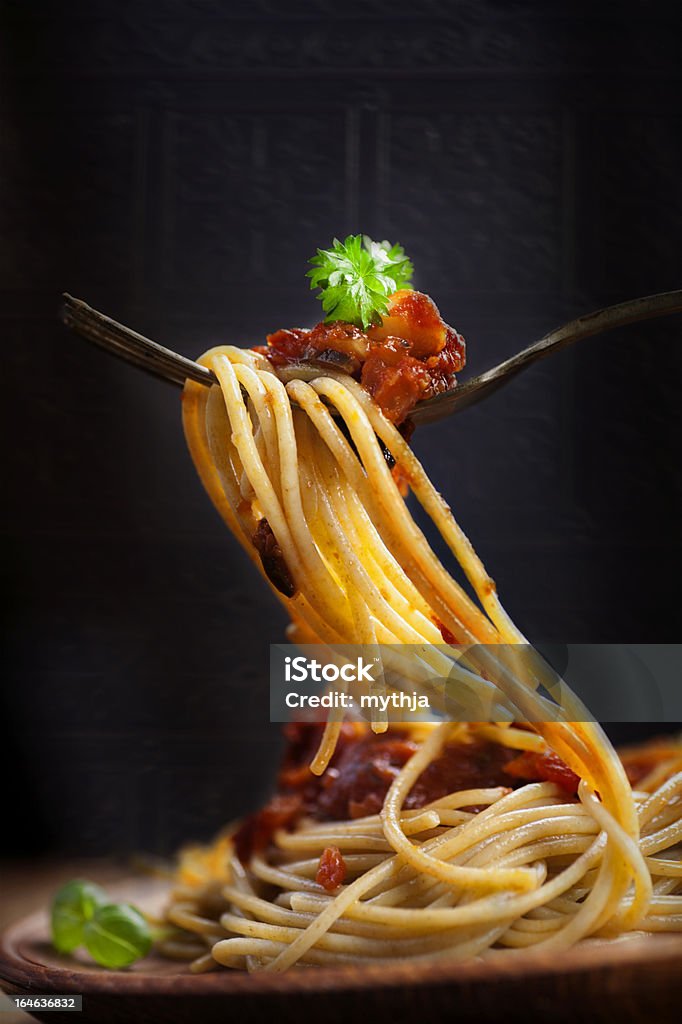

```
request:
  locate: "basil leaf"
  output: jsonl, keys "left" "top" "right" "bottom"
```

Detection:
{"left": 51, "top": 879, "right": 107, "bottom": 954}
{"left": 83, "top": 903, "right": 152, "bottom": 969}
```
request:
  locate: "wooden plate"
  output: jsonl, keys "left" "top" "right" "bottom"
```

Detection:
{"left": 1, "top": 876, "right": 681, "bottom": 1024}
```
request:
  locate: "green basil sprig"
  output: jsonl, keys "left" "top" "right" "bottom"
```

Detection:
{"left": 50, "top": 879, "right": 152, "bottom": 969}
{"left": 51, "top": 879, "right": 108, "bottom": 954}
{"left": 83, "top": 903, "right": 152, "bottom": 968}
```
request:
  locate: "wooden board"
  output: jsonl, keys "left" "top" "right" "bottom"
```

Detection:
{"left": 1, "top": 876, "right": 681, "bottom": 1024}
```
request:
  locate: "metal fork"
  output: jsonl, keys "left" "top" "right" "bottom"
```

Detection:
{"left": 60, "top": 290, "right": 682, "bottom": 425}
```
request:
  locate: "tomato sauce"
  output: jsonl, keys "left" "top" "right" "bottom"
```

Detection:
{"left": 503, "top": 750, "right": 580, "bottom": 795}
{"left": 233, "top": 792, "right": 303, "bottom": 862}
{"left": 252, "top": 518, "right": 296, "bottom": 598}
{"left": 254, "top": 290, "right": 466, "bottom": 425}
{"left": 233, "top": 723, "right": 581, "bottom": 861}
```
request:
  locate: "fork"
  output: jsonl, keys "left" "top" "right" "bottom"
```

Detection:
{"left": 60, "top": 290, "right": 682, "bottom": 425}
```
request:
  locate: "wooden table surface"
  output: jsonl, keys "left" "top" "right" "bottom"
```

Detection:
{"left": 0, "top": 860, "right": 130, "bottom": 1023}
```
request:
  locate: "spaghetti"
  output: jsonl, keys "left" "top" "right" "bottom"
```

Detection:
{"left": 162, "top": 335, "right": 682, "bottom": 972}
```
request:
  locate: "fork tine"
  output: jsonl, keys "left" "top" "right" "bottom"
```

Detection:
{"left": 60, "top": 294, "right": 218, "bottom": 389}
{"left": 62, "top": 302, "right": 187, "bottom": 387}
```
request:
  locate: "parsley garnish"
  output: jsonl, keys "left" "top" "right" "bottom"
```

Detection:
{"left": 307, "top": 234, "right": 413, "bottom": 329}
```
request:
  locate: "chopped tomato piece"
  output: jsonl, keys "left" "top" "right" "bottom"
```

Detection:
{"left": 361, "top": 338, "right": 431, "bottom": 423}
{"left": 262, "top": 327, "right": 311, "bottom": 366}
{"left": 368, "top": 290, "right": 447, "bottom": 357}
{"left": 316, "top": 845, "right": 347, "bottom": 892}
{"left": 503, "top": 750, "right": 580, "bottom": 795}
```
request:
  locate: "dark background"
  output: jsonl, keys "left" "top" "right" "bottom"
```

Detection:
{"left": 2, "top": 1, "right": 681, "bottom": 859}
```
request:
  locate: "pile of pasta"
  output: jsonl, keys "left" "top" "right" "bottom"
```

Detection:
{"left": 159, "top": 723, "right": 682, "bottom": 972}
{"left": 163, "top": 346, "right": 682, "bottom": 971}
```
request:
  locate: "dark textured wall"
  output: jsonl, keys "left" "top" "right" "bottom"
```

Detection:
{"left": 2, "top": 2, "right": 681, "bottom": 857}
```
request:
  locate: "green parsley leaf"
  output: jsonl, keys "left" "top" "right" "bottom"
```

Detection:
{"left": 361, "top": 237, "right": 414, "bottom": 291}
{"left": 83, "top": 903, "right": 152, "bottom": 969}
{"left": 51, "top": 879, "right": 107, "bottom": 954}
{"left": 307, "top": 234, "right": 414, "bottom": 329}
